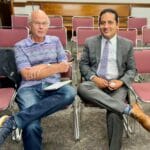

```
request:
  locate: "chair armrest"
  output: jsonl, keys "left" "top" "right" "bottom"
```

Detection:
{"left": 134, "top": 73, "right": 144, "bottom": 82}
{"left": 128, "top": 86, "right": 142, "bottom": 102}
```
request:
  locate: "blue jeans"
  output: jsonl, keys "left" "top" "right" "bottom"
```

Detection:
{"left": 15, "top": 83, "right": 76, "bottom": 150}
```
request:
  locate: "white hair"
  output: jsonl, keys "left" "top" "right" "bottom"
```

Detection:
{"left": 27, "top": 9, "right": 50, "bottom": 26}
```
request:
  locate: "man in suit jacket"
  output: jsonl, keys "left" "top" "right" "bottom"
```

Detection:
{"left": 78, "top": 8, "right": 150, "bottom": 150}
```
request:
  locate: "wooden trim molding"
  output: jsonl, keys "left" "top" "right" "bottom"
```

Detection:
{"left": 13, "top": 1, "right": 150, "bottom": 7}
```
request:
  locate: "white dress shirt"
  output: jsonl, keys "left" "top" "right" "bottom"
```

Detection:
{"left": 98, "top": 35, "right": 119, "bottom": 80}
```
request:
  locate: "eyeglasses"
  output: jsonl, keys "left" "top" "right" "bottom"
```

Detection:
{"left": 32, "top": 21, "right": 49, "bottom": 27}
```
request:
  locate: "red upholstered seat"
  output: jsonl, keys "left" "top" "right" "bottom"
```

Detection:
{"left": 132, "top": 82, "right": 150, "bottom": 102}
{"left": 11, "top": 15, "right": 28, "bottom": 28}
{"left": 0, "top": 88, "right": 16, "bottom": 111}
{"left": 71, "top": 16, "right": 94, "bottom": 43}
{"left": 0, "top": 28, "right": 28, "bottom": 47}
{"left": 47, "top": 26, "right": 67, "bottom": 48}
{"left": 129, "top": 50, "right": 150, "bottom": 104}
{"left": 48, "top": 15, "right": 63, "bottom": 27}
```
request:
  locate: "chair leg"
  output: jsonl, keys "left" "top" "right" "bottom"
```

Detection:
{"left": 123, "top": 115, "right": 134, "bottom": 137}
{"left": 73, "top": 96, "right": 80, "bottom": 141}
{"left": 12, "top": 128, "right": 22, "bottom": 142}
{"left": 8, "top": 91, "right": 23, "bottom": 142}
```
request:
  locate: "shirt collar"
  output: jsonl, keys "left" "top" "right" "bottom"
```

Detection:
{"left": 26, "top": 35, "right": 49, "bottom": 46}
{"left": 102, "top": 34, "right": 117, "bottom": 44}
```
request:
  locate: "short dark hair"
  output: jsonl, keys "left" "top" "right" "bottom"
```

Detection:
{"left": 99, "top": 8, "right": 119, "bottom": 24}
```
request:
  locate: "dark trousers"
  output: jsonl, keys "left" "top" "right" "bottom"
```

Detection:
{"left": 106, "top": 111, "right": 123, "bottom": 150}
{"left": 78, "top": 81, "right": 127, "bottom": 150}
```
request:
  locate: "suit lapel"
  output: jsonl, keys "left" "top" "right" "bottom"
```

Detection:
{"left": 96, "top": 36, "right": 102, "bottom": 65}
{"left": 117, "top": 36, "right": 123, "bottom": 71}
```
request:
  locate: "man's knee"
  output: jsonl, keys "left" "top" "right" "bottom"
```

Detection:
{"left": 61, "top": 86, "right": 76, "bottom": 105}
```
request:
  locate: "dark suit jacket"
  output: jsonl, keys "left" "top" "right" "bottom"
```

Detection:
{"left": 79, "top": 35, "right": 136, "bottom": 87}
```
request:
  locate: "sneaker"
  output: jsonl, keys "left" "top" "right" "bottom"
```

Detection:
{"left": 0, "top": 115, "right": 17, "bottom": 144}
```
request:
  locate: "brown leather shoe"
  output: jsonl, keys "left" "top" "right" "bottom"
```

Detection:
{"left": 130, "top": 103, "right": 150, "bottom": 132}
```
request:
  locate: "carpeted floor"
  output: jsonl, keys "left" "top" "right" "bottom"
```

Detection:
{"left": 1, "top": 101, "right": 150, "bottom": 150}
{"left": 1, "top": 41, "right": 150, "bottom": 150}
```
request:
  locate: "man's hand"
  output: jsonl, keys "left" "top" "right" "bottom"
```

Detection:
{"left": 21, "top": 61, "right": 72, "bottom": 81}
{"left": 92, "top": 76, "right": 109, "bottom": 89}
{"left": 22, "top": 64, "right": 48, "bottom": 80}
{"left": 58, "top": 61, "right": 71, "bottom": 73}
{"left": 108, "top": 80, "right": 123, "bottom": 91}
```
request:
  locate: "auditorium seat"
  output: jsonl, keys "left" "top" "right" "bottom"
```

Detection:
{"left": 48, "top": 15, "right": 64, "bottom": 27}
{"left": 11, "top": 15, "right": 28, "bottom": 28}
{"left": 71, "top": 16, "right": 94, "bottom": 43}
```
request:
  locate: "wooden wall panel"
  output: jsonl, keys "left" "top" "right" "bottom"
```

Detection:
{"left": 41, "top": 3, "right": 130, "bottom": 17}
{"left": 40, "top": 3, "right": 131, "bottom": 30}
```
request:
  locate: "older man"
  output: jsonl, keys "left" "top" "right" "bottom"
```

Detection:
{"left": 0, "top": 10, "right": 76, "bottom": 150}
